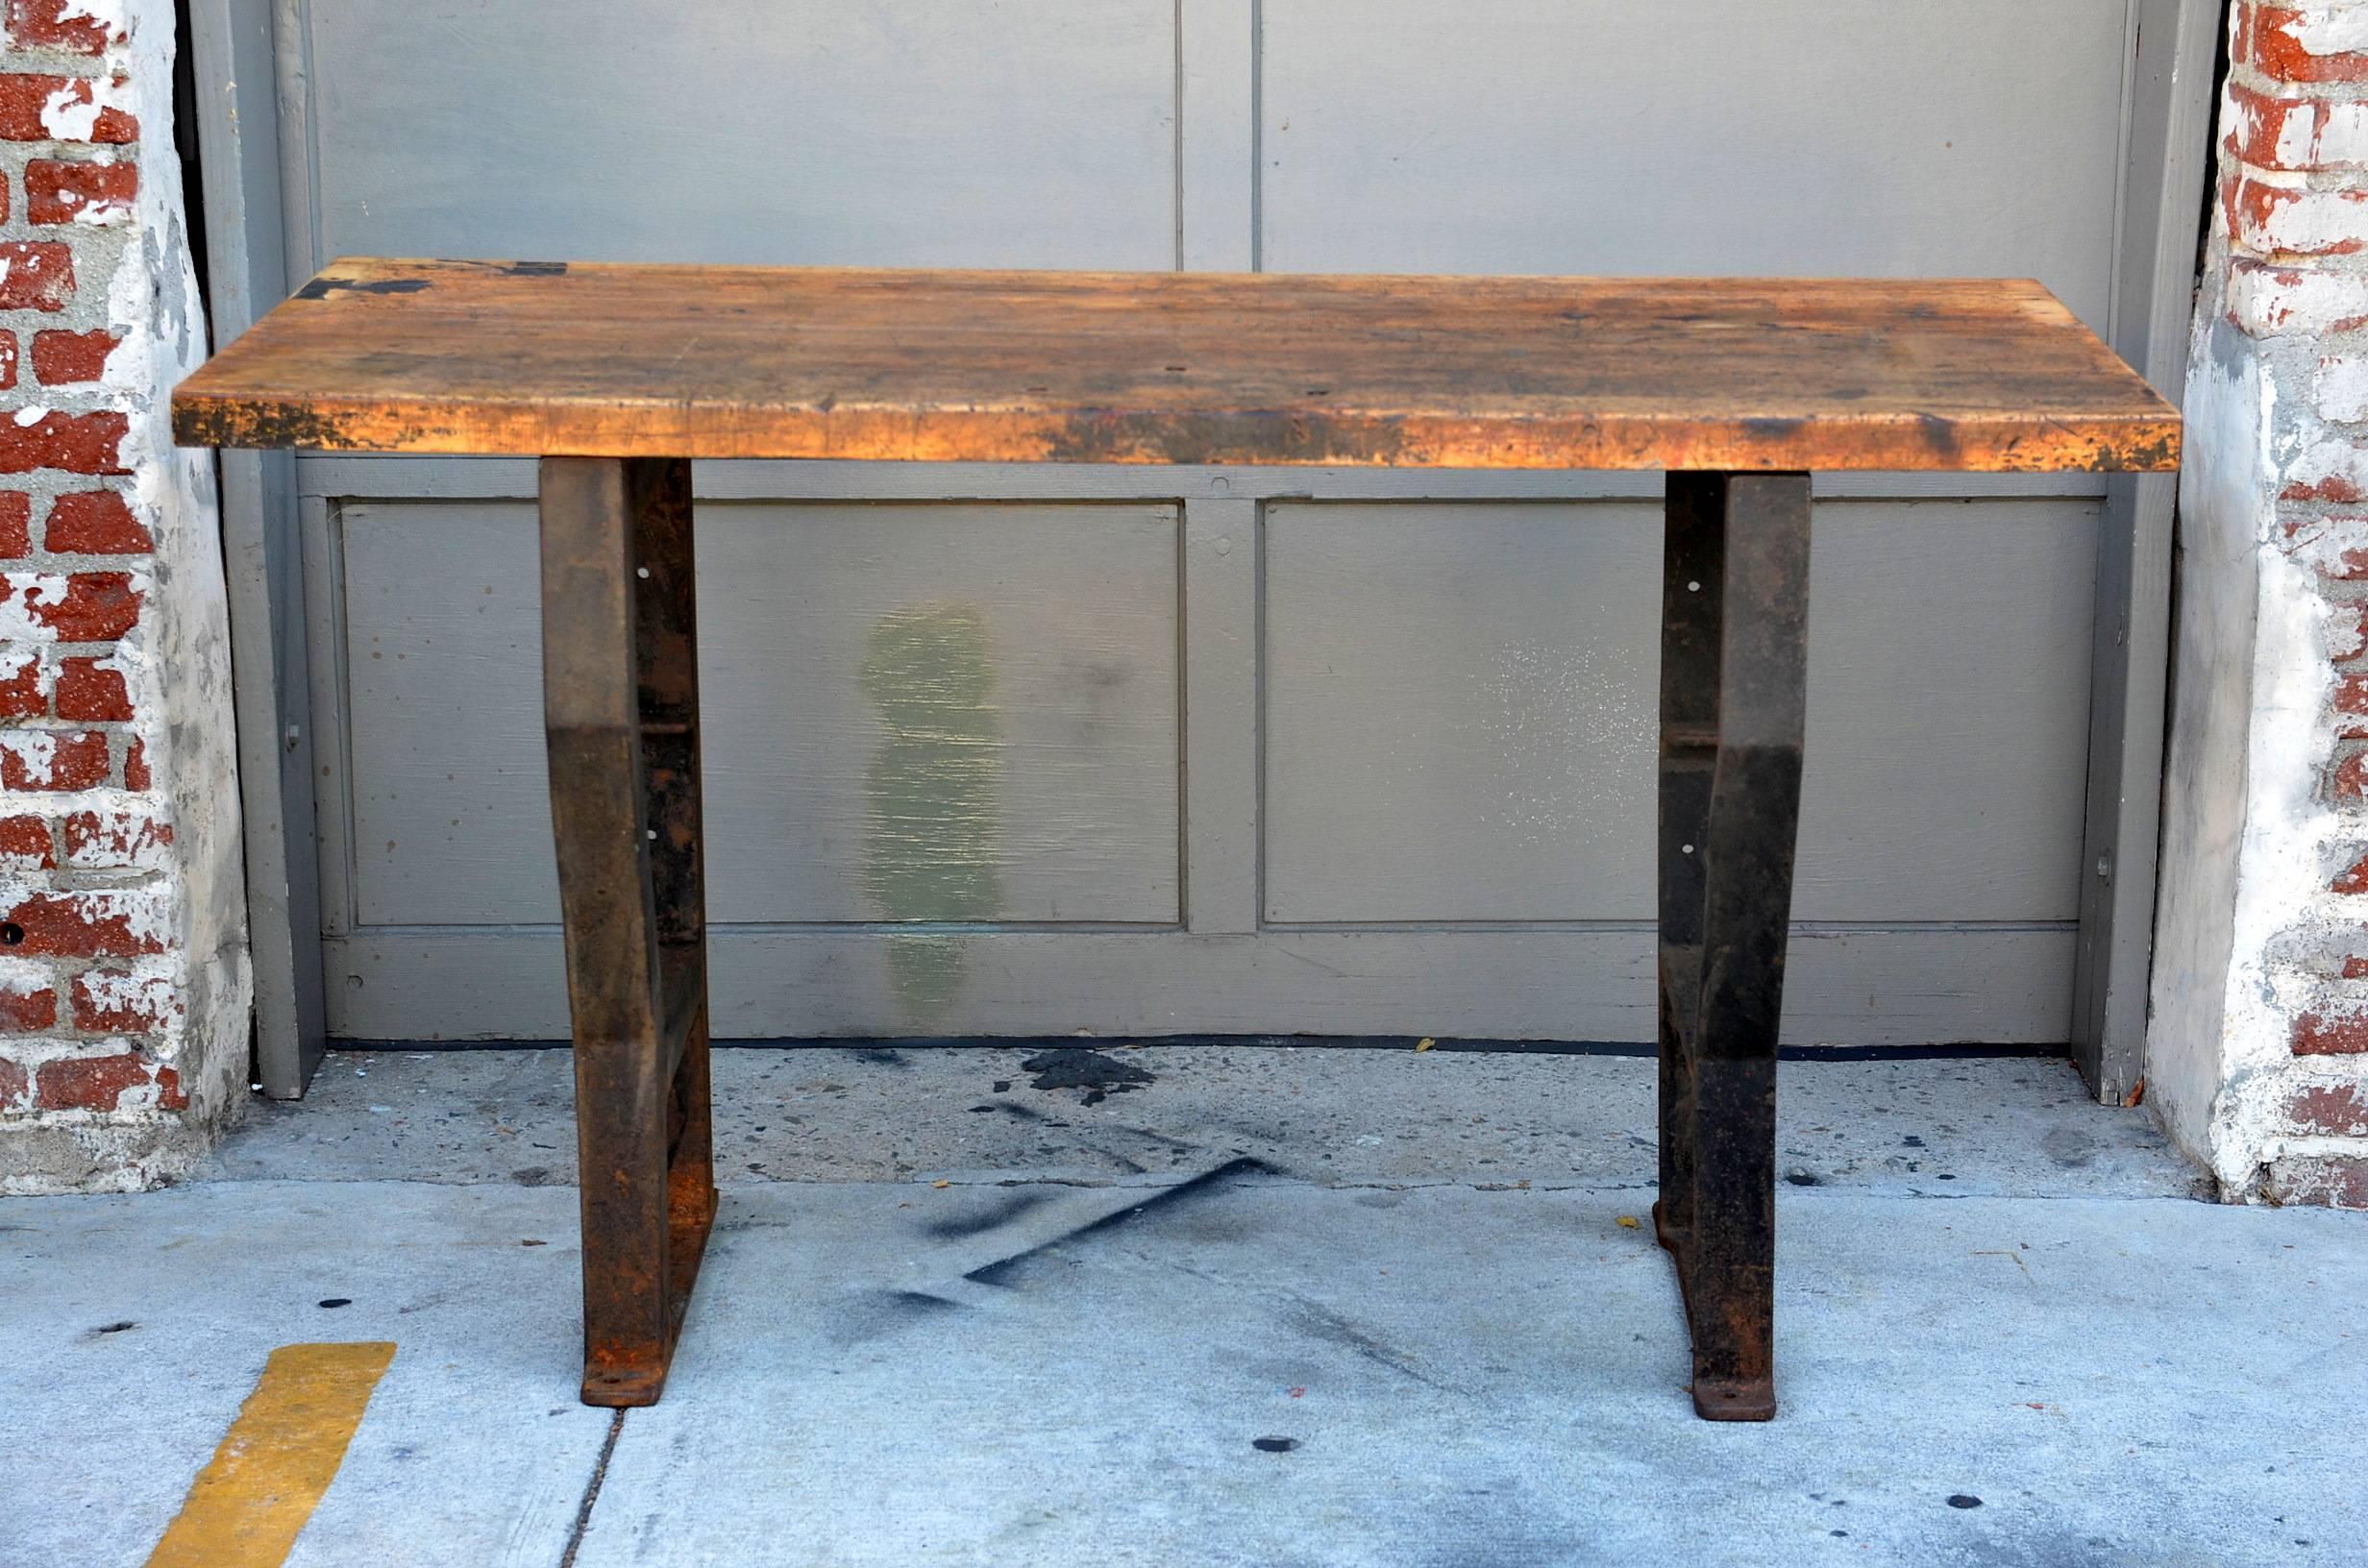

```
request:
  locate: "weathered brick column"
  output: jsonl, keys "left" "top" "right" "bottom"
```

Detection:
{"left": 2155, "top": 1, "right": 2368, "bottom": 1207}
{"left": 0, "top": 0, "right": 246, "bottom": 1191}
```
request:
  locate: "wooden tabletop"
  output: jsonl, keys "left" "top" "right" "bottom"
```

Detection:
{"left": 172, "top": 258, "right": 2179, "bottom": 473}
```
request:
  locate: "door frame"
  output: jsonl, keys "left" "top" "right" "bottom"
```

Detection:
{"left": 188, "top": 0, "right": 2222, "bottom": 1099}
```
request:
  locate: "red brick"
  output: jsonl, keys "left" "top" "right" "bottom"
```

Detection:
{"left": 0, "top": 813, "right": 53, "bottom": 869}
{"left": 2233, "top": 176, "right": 2368, "bottom": 259}
{"left": 0, "top": 240, "right": 73, "bottom": 310}
{"left": 30, "top": 328, "right": 115, "bottom": 384}
{"left": 62, "top": 808, "right": 169, "bottom": 869}
{"left": 2341, "top": 674, "right": 2368, "bottom": 738}
{"left": 0, "top": 411, "right": 125, "bottom": 474}
{"left": 36, "top": 1052, "right": 149, "bottom": 1112}
{"left": 70, "top": 968, "right": 177, "bottom": 1034}
{"left": 12, "top": 571, "right": 142, "bottom": 639}
{"left": 0, "top": 982, "right": 54, "bottom": 1031}
{"left": 3, "top": 0, "right": 122, "bottom": 54}
{"left": 52, "top": 654, "right": 125, "bottom": 720}
{"left": 2291, "top": 1081, "right": 2368, "bottom": 1135}
{"left": 24, "top": 157, "right": 133, "bottom": 225}
{"left": 0, "top": 491, "right": 25, "bottom": 556}
{"left": 2286, "top": 471, "right": 2368, "bottom": 503}
{"left": 2335, "top": 747, "right": 2368, "bottom": 801}
{"left": 0, "top": 331, "right": 14, "bottom": 392}
{"left": 2267, "top": 1153, "right": 2368, "bottom": 1209}
{"left": 2294, "top": 1010, "right": 2368, "bottom": 1054}
{"left": 2346, "top": 954, "right": 2368, "bottom": 979}
{"left": 2227, "top": 81, "right": 2315, "bottom": 168}
{"left": 0, "top": 73, "right": 135, "bottom": 142}
{"left": 43, "top": 489, "right": 147, "bottom": 552}
{"left": 0, "top": 889, "right": 164, "bottom": 957}
{"left": 0, "top": 729, "right": 108, "bottom": 790}
{"left": 0, "top": 652, "right": 45, "bottom": 718}
{"left": 2248, "top": 5, "right": 2368, "bottom": 83}
{"left": 121, "top": 733, "right": 144, "bottom": 790}
{"left": 2336, "top": 850, "right": 2368, "bottom": 894}
{"left": 0, "top": 1052, "right": 23, "bottom": 1109}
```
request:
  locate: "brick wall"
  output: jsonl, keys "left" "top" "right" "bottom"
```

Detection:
{"left": 2154, "top": 0, "right": 2368, "bottom": 1208}
{"left": 0, "top": 0, "right": 247, "bottom": 1192}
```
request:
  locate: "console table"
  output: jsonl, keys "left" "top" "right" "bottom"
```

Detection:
{"left": 173, "top": 259, "right": 2180, "bottom": 1419}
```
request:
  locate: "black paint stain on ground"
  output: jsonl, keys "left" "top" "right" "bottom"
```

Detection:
{"left": 1279, "top": 1293, "right": 1445, "bottom": 1390}
{"left": 1020, "top": 1046, "right": 1153, "bottom": 1105}
{"left": 1252, "top": 1436, "right": 1299, "bottom": 1453}
{"left": 917, "top": 1188, "right": 1057, "bottom": 1240}
{"left": 317, "top": 1298, "right": 353, "bottom": 1309}
{"left": 1947, "top": 1495, "right": 1984, "bottom": 1509}
{"left": 294, "top": 275, "right": 431, "bottom": 300}
{"left": 89, "top": 1320, "right": 136, "bottom": 1335}
{"left": 970, "top": 1100, "right": 1061, "bottom": 1126}
{"left": 963, "top": 1156, "right": 1273, "bottom": 1287}
{"left": 822, "top": 1288, "right": 962, "bottom": 1349}
{"left": 841, "top": 1045, "right": 911, "bottom": 1070}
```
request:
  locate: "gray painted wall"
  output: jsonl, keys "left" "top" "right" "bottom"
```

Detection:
{"left": 219, "top": 0, "right": 2204, "bottom": 1046}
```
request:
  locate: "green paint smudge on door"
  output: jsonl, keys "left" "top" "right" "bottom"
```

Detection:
{"left": 861, "top": 604, "right": 1002, "bottom": 1020}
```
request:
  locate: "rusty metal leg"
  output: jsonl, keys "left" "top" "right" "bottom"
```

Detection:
{"left": 1653, "top": 471, "right": 1810, "bottom": 1422}
{"left": 541, "top": 454, "right": 714, "bottom": 1408}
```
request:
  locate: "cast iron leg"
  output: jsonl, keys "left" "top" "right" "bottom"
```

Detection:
{"left": 1652, "top": 471, "right": 1810, "bottom": 1422}
{"left": 540, "top": 455, "right": 715, "bottom": 1408}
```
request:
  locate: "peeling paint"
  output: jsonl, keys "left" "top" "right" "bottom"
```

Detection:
{"left": 2278, "top": 6, "right": 2368, "bottom": 59}
{"left": 39, "top": 74, "right": 133, "bottom": 143}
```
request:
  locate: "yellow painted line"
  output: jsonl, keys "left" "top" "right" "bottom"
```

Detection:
{"left": 143, "top": 1342, "right": 397, "bottom": 1568}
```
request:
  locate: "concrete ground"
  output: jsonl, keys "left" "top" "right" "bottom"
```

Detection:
{"left": 3, "top": 1043, "right": 2363, "bottom": 1567}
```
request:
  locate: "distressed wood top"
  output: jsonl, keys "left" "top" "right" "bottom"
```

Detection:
{"left": 172, "top": 258, "right": 2179, "bottom": 472}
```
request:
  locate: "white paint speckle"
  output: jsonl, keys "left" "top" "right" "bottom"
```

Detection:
{"left": 39, "top": 74, "right": 132, "bottom": 142}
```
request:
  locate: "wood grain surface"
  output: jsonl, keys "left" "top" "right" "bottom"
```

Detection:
{"left": 172, "top": 258, "right": 2180, "bottom": 472}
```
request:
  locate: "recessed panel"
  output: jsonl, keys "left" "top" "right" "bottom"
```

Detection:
{"left": 340, "top": 502, "right": 1180, "bottom": 928}
{"left": 304, "top": 0, "right": 1176, "bottom": 269}
{"left": 1260, "top": 0, "right": 2127, "bottom": 330}
{"left": 1262, "top": 501, "right": 2097, "bottom": 923}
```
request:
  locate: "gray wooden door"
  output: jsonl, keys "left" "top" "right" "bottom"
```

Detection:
{"left": 247, "top": 0, "right": 2202, "bottom": 1045}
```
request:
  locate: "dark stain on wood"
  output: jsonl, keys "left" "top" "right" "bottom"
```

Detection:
{"left": 292, "top": 274, "right": 432, "bottom": 301}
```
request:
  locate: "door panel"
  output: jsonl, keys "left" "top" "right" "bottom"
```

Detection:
{"left": 1263, "top": 500, "right": 2098, "bottom": 923}
{"left": 333, "top": 502, "right": 1181, "bottom": 930}
{"left": 1259, "top": 0, "right": 2128, "bottom": 329}
{"left": 300, "top": 0, "right": 1178, "bottom": 270}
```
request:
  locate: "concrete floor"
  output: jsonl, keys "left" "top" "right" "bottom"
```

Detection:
{"left": 4, "top": 1044, "right": 2363, "bottom": 1567}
